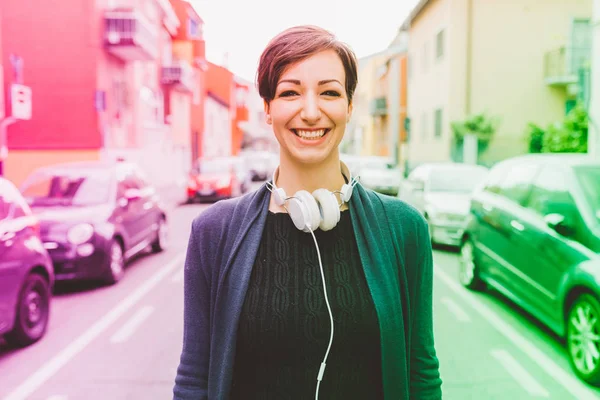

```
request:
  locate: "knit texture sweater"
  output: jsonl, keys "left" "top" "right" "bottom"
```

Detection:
{"left": 229, "top": 211, "right": 383, "bottom": 399}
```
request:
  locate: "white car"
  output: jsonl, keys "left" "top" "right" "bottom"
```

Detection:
{"left": 355, "top": 156, "right": 403, "bottom": 196}
{"left": 398, "top": 162, "right": 489, "bottom": 246}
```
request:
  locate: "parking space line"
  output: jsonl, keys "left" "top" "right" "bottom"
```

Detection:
{"left": 110, "top": 306, "right": 154, "bottom": 344}
{"left": 440, "top": 296, "right": 471, "bottom": 322}
{"left": 433, "top": 265, "right": 599, "bottom": 400}
{"left": 491, "top": 349, "right": 550, "bottom": 397}
{"left": 2, "top": 253, "right": 186, "bottom": 400}
{"left": 170, "top": 267, "right": 184, "bottom": 283}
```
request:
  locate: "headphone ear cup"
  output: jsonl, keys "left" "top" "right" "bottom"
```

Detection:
{"left": 293, "top": 190, "right": 321, "bottom": 232}
{"left": 286, "top": 197, "right": 310, "bottom": 231}
{"left": 312, "top": 189, "right": 340, "bottom": 231}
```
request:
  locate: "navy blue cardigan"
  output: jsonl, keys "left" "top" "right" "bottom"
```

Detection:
{"left": 173, "top": 183, "right": 442, "bottom": 399}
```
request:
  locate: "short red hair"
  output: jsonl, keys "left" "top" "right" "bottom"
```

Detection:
{"left": 256, "top": 25, "right": 358, "bottom": 104}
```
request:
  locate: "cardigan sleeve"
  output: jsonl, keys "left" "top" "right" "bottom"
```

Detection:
{"left": 173, "top": 216, "right": 211, "bottom": 400}
{"left": 409, "top": 218, "right": 443, "bottom": 399}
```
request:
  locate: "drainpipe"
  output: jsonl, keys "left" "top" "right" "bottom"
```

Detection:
{"left": 463, "top": 0, "right": 478, "bottom": 164}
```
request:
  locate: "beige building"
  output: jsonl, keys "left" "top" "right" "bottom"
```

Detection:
{"left": 404, "top": 0, "right": 593, "bottom": 168}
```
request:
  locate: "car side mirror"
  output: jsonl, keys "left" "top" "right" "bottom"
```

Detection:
{"left": 544, "top": 213, "right": 574, "bottom": 237}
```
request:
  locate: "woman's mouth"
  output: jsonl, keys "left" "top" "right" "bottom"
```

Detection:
{"left": 290, "top": 128, "right": 331, "bottom": 140}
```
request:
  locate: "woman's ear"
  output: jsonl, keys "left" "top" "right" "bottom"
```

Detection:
{"left": 264, "top": 100, "right": 272, "bottom": 125}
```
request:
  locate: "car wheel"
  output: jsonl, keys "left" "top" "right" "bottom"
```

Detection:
{"left": 567, "top": 293, "right": 600, "bottom": 386}
{"left": 151, "top": 218, "right": 168, "bottom": 253}
{"left": 458, "top": 237, "right": 484, "bottom": 290}
{"left": 5, "top": 273, "right": 51, "bottom": 347}
{"left": 105, "top": 240, "right": 125, "bottom": 285}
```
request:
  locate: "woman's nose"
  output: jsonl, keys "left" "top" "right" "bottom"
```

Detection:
{"left": 300, "top": 93, "right": 321, "bottom": 122}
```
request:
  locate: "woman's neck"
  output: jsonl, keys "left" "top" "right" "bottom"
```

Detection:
{"left": 269, "top": 153, "right": 348, "bottom": 213}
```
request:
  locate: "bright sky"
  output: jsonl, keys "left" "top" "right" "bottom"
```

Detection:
{"left": 189, "top": 0, "right": 419, "bottom": 82}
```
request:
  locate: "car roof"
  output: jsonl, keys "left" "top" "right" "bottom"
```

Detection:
{"left": 496, "top": 153, "right": 600, "bottom": 168}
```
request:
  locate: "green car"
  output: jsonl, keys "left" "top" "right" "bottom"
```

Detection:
{"left": 459, "top": 153, "right": 600, "bottom": 385}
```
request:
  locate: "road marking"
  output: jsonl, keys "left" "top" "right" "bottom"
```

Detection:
{"left": 170, "top": 267, "right": 184, "bottom": 283}
{"left": 440, "top": 296, "right": 471, "bottom": 322}
{"left": 2, "top": 253, "right": 186, "bottom": 400}
{"left": 490, "top": 349, "right": 550, "bottom": 397}
{"left": 110, "top": 306, "right": 154, "bottom": 344}
{"left": 45, "top": 396, "right": 68, "bottom": 400}
{"left": 434, "top": 265, "right": 600, "bottom": 400}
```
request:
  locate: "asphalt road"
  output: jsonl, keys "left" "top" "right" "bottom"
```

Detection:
{"left": 1, "top": 200, "right": 600, "bottom": 399}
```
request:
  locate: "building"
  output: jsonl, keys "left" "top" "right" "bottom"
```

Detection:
{"left": 404, "top": 0, "right": 593, "bottom": 169}
{"left": 168, "top": 0, "right": 207, "bottom": 164}
{"left": 0, "top": 0, "right": 197, "bottom": 193}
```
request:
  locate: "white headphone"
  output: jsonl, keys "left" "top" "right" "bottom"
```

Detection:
{"left": 266, "top": 162, "right": 359, "bottom": 232}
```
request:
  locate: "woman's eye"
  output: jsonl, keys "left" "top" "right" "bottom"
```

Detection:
{"left": 323, "top": 90, "right": 341, "bottom": 97}
{"left": 279, "top": 90, "right": 298, "bottom": 97}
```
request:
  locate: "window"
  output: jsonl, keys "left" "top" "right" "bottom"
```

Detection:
{"left": 526, "top": 166, "right": 575, "bottom": 217}
{"left": 496, "top": 163, "right": 539, "bottom": 205}
{"left": 434, "top": 108, "right": 443, "bottom": 138}
{"left": 436, "top": 29, "right": 445, "bottom": 60}
{"left": 188, "top": 18, "right": 203, "bottom": 39}
{"left": 574, "top": 166, "right": 600, "bottom": 222}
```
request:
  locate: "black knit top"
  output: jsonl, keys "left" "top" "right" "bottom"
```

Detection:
{"left": 230, "top": 210, "right": 384, "bottom": 400}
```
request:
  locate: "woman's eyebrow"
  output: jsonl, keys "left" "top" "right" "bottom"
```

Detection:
{"left": 277, "top": 79, "right": 343, "bottom": 86}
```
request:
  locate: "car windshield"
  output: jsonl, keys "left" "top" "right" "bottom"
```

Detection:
{"left": 428, "top": 167, "right": 488, "bottom": 193}
{"left": 21, "top": 168, "right": 113, "bottom": 207}
{"left": 574, "top": 166, "right": 600, "bottom": 222}
{"left": 192, "top": 158, "right": 232, "bottom": 174}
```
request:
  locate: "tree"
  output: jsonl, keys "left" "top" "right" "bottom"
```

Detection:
{"left": 525, "top": 102, "right": 588, "bottom": 154}
{"left": 451, "top": 113, "right": 500, "bottom": 162}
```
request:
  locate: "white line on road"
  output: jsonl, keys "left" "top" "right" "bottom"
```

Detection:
{"left": 45, "top": 396, "right": 68, "bottom": 400}
{"left": 170, "top": 267, "right": 184, "bottom": 283}
{"left": 433, "top": 265, "right": 600, "bottom": 400}
{"left": 2, "top": 253, "right": 186, "bottom": 400}
{"left": 490, "top": 349, "right": 550, "bottom": 397}
{"left": 440, "top": 296, "right": 471, "bottom": 322}
{"left": 110, "top": 306, "right": 154, "bottom": 344}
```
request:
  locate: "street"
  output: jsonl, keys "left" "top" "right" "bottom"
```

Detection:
{"left": 1, "top": 202, "right": 600, "bottom": 400}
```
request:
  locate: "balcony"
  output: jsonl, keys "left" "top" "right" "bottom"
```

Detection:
{"left": 544, "top": 46, "right": 590, "bottom": 86}
{"left": 104, "top": 10, "right": 159, "bottom": 61}
{"left": 370, "top": 97, "right": 387, "bottom": 116}
{"left": 161, "top": 60, "right": 196, "bottom": 93}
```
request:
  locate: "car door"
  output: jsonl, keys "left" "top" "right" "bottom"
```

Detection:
{"left": 131, "top": 168, "right": 159, "bottom": 242}
{"left": 115, "top": 172, "right": 146, "bottom": 248}
{"left": 477, "top": 162, "right": 539, "bottom": 299}
{"left": 0, "top": 181, "right": 33, "bottom": 333}
{"left": 515, "top": 165, "right": 589, "bottom": 320}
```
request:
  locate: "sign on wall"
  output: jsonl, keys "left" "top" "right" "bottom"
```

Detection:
{"left": 11, "top": 83, "right": 32, "bottom": 120}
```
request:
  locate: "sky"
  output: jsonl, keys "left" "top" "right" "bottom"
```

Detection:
{"left": 189, "top": 0, "right": 420, "bottom": 82}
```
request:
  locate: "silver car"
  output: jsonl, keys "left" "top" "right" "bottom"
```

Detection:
{"left": 398, "top": 162, "right": 489, "bottom": 246}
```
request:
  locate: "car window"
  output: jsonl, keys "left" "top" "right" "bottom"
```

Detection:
{"left": 428, "top": 166, "right": 488, "bottom": 193}
{"left": 526, "top": 166, "right": 578, "bottom": 218}
{"left": 574, "top": 166, "right": 600, "bottom": 223}
{"left": 495, "top": 163, "right": 539, "bottom": 205}
{"left": 0, "top": 194, "right": 11, "bottom": 220}
{"left": 0, "top": 180, "right": 30, "bottom": 220}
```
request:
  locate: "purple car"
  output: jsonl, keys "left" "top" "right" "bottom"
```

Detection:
{"left": 20, "top": 161, "right": 169, "bottom": 285}
{"left": 0, "top": 177, "right": 54, "bottom": 347}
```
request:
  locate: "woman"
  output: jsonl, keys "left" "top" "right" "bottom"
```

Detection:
{"left": 173, "top": 25, "right": 442, "bottom": 400}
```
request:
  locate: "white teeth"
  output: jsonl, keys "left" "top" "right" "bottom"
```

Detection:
{"left": 296, "top": 129, "right": 326, "bottom": 139}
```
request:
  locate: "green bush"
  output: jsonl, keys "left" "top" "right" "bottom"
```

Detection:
{"left": 525, "top": 102, "right": 588, "bottom": 154}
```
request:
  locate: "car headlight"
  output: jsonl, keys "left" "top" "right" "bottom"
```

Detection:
{"left": 67, "top": 223, "right": 94, "bottom": 245}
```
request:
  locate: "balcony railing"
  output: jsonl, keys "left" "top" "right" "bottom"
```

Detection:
{"left": 544, "top": 46, "right": 590, "bottom": 86}
{"left": 104, "top": 10, "right": 159, "bottom": 61}
{"left": 370, "top": 97, "right": 387, "bottom": 116}
{"left": 161, "top": 60, "right": 196, "bottom": 93}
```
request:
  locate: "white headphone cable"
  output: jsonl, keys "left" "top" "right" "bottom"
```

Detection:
{"left": 306, "top": 222, "right": 335, "bottom": 400}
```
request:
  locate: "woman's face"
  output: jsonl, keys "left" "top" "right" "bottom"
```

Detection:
{"left": 265, "top": 50, "right": 352, "bottom": 166}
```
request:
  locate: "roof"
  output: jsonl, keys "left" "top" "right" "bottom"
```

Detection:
{"left": 401, "top": 0, "right": 432, "bottom": 29}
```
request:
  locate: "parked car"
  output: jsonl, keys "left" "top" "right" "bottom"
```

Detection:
{"left": 20, "top": 161, "right": 168, "bottom": 285}
{"left": 398, "top": 162, "right": 489, "bottom": 246}
{"left": 0, "top": 177, "right": 54, "bottom": 347}
{"left": 357, "top": 156, "right": 403, "bottom": 196}
{"left": 187, "top": 156, "right": 247, "bottom": 203}
{"left": 459, "top": 153, "right": 600, "bottom": 385}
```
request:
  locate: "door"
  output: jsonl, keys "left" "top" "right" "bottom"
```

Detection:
{"left": 115, "top": 173, "right": 146, "bottom": 248}
{"left": 516, "top": 166, "right": 588, "bottom": 319}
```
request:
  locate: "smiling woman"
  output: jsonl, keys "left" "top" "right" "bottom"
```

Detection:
{"left": 173, "top": 25, "right": 442, "bottom": 400}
